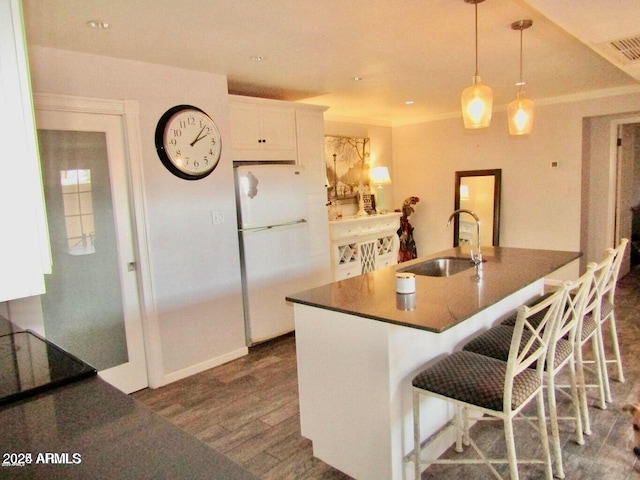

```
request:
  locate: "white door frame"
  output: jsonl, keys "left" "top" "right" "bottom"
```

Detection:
{"left": 34, "top": 93, "right": 165, "bottom": 389}
{"left": 608, "top": 115, "right": 640, "bottom": 273}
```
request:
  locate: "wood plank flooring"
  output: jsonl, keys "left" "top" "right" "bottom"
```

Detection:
{"left": 133, "top": 266, "right": 640, "bottom": 479}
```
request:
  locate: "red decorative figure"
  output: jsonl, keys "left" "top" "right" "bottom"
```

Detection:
{"left": 397, "top": 196, "right": 420, "bottom": 263}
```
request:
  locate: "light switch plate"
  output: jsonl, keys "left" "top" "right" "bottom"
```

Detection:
{"left": 211, "top": 211, "right": 225, "bottom": 224}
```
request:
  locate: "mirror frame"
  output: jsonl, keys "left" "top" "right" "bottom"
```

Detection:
{"left": 453, "top": 169, "right": 502, "bottom": 247}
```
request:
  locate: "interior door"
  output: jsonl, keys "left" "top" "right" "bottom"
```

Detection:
{"left": 615, "top": 123, "right": 637, "bottom": 277}
{"left": 35, "top": 108, "right": 148, "bottom": 393}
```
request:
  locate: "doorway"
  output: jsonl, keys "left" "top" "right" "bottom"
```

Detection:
{"left": 615, "top": 123, "right": 640, "bottom": 273}
{"left": 34, "top": 106, "right": 148, "bottom": 393}
{"left": 582, "top": 114, "right": 640, "bottom": 276}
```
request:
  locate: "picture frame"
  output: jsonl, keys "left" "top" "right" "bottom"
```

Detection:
{"left": 325, "top": 135, "right": 370, "bottom": 204}
{"left": 363, "top": 194, "right": 376, "bottom": 213}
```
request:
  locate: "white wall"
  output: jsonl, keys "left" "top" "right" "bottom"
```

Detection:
{"left": 28, "top": 46, "right": 247, "bottom": 384}
{"left": 391, "top": 91, "right": 640, "bottom": 277}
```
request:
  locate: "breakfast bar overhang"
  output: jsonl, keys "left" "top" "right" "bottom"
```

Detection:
{"left": 286, "top": 246, "right": 581, "bottom": 480}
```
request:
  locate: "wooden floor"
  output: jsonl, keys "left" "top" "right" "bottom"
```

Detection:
{"left": 133, "top": 266, "right": 640, "bottom": 479}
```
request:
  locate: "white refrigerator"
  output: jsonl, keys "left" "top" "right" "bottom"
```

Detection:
{"left": 235, "top": 164, "right": 312, "bottom": 345}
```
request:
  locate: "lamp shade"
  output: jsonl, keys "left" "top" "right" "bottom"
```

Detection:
{"left": 508, "top": 91, "right": 535, "bottom": 135}
{"left": 370, "top": 166, "right": 391, "bottom": 185}
{"left": 461, "top": 75, "right": 493, "bottom": 128}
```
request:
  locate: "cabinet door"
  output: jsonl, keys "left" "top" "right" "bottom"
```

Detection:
{"left": 229, "top": 103, "right": 261, "bottom": 151}
{"left": 296, "top": 109, "right": 331, "bottom": 285}
{"left": 0, "top": 0, "right": 51, "bottom": 302}
{"left": 229, "top": 100, "right": 297, "bottom": 161}
{"left": 296, "top": 109, "right": 327, "bottom": 195}
{"left": 259, "top": 106, "right": 296, "bottom": 152}
{"left": 360, "top": 241, "right": 377, "bottom": 273}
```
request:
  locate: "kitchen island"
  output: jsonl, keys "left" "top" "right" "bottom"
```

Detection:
{"left": 286, "top": 246, "right": 580, "bottom": 480}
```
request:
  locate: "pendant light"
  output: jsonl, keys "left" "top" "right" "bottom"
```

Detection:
{"left": 508, "top": 20, "right": 535, "bottom": 135}
{"left": 461, "top": 0, "right": 493, "bottom": 129}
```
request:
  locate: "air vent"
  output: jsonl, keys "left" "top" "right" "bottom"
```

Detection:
{"left": 607, "top": 35, "right": 640, "bottom": 63}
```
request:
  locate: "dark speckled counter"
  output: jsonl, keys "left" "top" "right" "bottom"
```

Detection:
{"left": 0, "top": 313, "right": 255, "bottom": 478}
{"left": 0, "top": 376, "right": 257, "bottom": 479}
{"left": 287, "top": 246, "right": 580, "bottom": 333}
{"left": 289, "top": 246, "right": 580, "bottom": 480}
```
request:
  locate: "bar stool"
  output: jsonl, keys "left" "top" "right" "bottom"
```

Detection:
{"left": 411, "top": 285, "right": 567, "bottom": 480}
{"left": 505, "top": 251, "right": 614, "bottom": 434}
{"left": 558, "top": 249, "right": 613, "bottom": 415}
{"left": 596, "top": 238, "right": 628, "bottom": 402}
{"left": 463, "top": 266, "right": 595, "bottom": 479}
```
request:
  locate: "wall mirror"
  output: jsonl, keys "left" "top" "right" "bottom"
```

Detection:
{"left": 453, "top": 169, "right": 501, "bottom": 247}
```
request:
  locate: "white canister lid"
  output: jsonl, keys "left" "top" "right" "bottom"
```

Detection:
{"left": 395, "top": 272, "right": 416, "bottom": 294}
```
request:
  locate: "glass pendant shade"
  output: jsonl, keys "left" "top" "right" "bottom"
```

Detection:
{"left": 509, "top": 19, "right": 534, "bottom": 135}
{"left": 508, "top": 91, "right": 535, "bottom": 135}
{"left": 461, "top": 75, "right": 493, "bottom": 129}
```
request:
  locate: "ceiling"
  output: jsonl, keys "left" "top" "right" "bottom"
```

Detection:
{"left": 22, "top": 0, "right": 640, "bottom": 126}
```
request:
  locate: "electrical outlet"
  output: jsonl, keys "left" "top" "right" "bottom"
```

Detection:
{"left": 211, "top": 211, "right": 225, "bottom": 224}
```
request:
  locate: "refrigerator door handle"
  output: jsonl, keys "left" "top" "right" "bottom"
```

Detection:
{"left": 238, "top": 218, "right": 307, "bottom": 233}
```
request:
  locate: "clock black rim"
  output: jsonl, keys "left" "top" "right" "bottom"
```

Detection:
{"left": 154, "top": 104, "right": 221, "bottom": 181}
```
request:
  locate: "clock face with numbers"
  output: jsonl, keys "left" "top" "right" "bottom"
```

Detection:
{"left": 155, "top": 105, "right": 222, "bottom": 180}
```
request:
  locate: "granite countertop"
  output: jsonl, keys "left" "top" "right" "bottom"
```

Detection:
{"left": 0, "top": 315, "right": 254, "bottom": 479}
{"left": 0, "top": 376, "right": 257, "bottom": 479}
{"left": 1, "top": 326, "right": 97, "bottom": 406}
{"left": 286, "top": 246, "right": 581, "bottom": 333}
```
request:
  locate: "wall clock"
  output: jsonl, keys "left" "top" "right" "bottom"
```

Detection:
{"left": 155, "top": 105, "right": 222, "bottom": 180}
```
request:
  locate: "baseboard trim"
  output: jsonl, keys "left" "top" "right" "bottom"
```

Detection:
{"left": 161, "top": 346, "right": 249, "bottom": 385}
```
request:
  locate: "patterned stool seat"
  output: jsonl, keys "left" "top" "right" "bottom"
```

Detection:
{"left": 597, "top": 298, "right": 613, "bottom": 319}
{"left": 580, "top": 315, "right": 597, "bottom": 341}
{"left": 412, "top": 350, "right": 540, "bottom": 411}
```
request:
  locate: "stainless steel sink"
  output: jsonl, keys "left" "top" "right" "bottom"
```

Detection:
{"left": 398, "top": 256, "right": 476, "bottom": 277}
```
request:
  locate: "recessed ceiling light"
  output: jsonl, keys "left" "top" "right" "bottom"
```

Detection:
{"left": 87, "top": 19, "right": 110, "bottom": 29}
{"left": 405, "top": 100, "right": 415, "bottom": 105}
{"left": 353, "top": 76, "right": 363, "bottom": 81}
{"left": 250, "top": 55, "right": 266, "bottom": 62}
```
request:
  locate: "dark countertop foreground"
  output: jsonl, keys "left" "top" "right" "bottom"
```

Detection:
{"left": 0, "top": 315, "right": 21, "bottom": 336}
{"left": 286, "top": 246, "right": 581, "bottom": 333}
{"left": 0, "top": 376, "right": 257, "bottom": 479}
{"left": 1, "top": 330, "right": 97, "bottom": 406}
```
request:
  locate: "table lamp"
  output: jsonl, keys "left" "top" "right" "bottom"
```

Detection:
{"left": 370, "top": 166, "right": 392, "bottom": 212}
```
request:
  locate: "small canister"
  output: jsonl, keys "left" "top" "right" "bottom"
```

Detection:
{"left": 395, "top": 272, "right": 416, "bottom": 294}
{"left": 396, "top": 292, "right": 416, "bottom": 311}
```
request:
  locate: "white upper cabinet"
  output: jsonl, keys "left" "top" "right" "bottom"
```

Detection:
{"left": 229, "top": 96, "right": 297, "bottom": 161}
{"left": 0, "top": 0, "right": 51, "bottom": 302}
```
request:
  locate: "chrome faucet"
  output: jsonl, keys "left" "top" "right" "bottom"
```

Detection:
{"left": 447, "top": 209, "right": 483, "bottom": 266}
